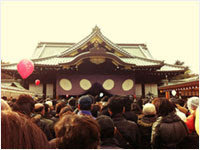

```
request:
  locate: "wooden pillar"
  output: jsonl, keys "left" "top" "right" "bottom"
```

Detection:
{"left": 43, "top": 82, "right": 46, "bottom": 99}
{"left": 142, "top": 83, "right": 145, "bottom": 98}
{"left": 53, "top": 80, "right": 57, "bottom": 99}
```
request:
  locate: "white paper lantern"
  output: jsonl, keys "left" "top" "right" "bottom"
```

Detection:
{"left": 171, "top": 90, "right": 177, "bottom": 96}
{"left": 59, "top": 79, "right": 72, "bottom": 91}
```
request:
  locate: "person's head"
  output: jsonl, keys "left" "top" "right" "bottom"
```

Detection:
{"left": 195, "top": 106, "right": 199, "bottom": 135}
{"left": 101, "top": 96, "right": 109, "bottom": 102}
{"left": 52, "top": 99, "right": 57, "bottom": 108}
{"left": 187, "top": 97, "right": 199, "bottom": 112}
{"left": 87, "top": 94, "right": 95, "bottom": 104}
{"left": 68, "top": 97, "right": 77, "bottom": 110}
{"left": 59, "top": 105, "right": 73, "bottom": 118}
{"left": 13, "top": 94, "right": 35, "bottom": 116}
{"left": 45, "top": 101, "right": 53, "bottom": 110}
{"left": 2, "top": 96, "right": 7, "bottom": 100}
{"left": 34, "top": 103, "right": 45, "bottom": 115}
{"left": 123, "top": 96, "right": 133, "bottom": 112}
{"left": 153, "top": 98, "right": 175, "bottom": 116}
{"left": 143, "top": 103, "right": 156, "bottom": 116}
{"left": 55, "top": 101, "right": 66, "bottom": 115}
{"left": 1, "top": 110, "right": 49, "bottom": 149}
{"left": 152, "top": 97, "right": 161, "bottom": 113}
{"left": 1, "top": 99, "right": 11, "bottom": 111}
{"left": 170, "top": 97, "right": 179, "bottom": 105}
{"left": 11, "top": 98, "right": 17, "bottom": 103}
{"left": 54, "top": 114, "right": 100, "bottom": 149}
{"left": 96, "top": 115, "right": 115, "bottom": 140}
{"left": 108, "top": 95, "right": 124, "bottom": 116}
{"left": 91, "top": 104, "right": 101, "bottom": 118}
{"left": 78, "top": 95, "right": 93, "bottom": 111}
{"left": 44, "top": 103, "right": 50, "bottom": 116}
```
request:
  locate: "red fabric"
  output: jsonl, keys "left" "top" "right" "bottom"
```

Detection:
{"left": 185, "top": 114, "right": 195, "bottom": 133}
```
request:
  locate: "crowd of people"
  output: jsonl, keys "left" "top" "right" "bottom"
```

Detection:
{"left": 1, "top": 94, "right": 199, "bottom": 149}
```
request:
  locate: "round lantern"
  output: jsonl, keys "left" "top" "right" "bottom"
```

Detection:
{"left": 35, "top": 79, "right": 40, "bottom": 86}
{"left": 171, "top": 90, "right": 176, "bottom": 96}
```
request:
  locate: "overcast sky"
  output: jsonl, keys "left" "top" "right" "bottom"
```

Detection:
{"left": 1, "top": 1, "right": 199, "bottom": 74}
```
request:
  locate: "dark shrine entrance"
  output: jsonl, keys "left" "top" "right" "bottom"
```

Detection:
{"left": 83, "top": 82, "right": 112, "bottom": 97}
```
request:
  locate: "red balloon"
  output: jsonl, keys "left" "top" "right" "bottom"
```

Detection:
{"left": 17, "top": 59, "right": 34, "bottom": 79}
{"left": 35, "top": 79, "right": 40, "bottom": 85}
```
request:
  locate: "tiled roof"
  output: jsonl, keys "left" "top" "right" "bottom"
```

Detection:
{"left": 32, "top": 43, "right": 73, "bottom": 59}
{"left": 159, "top": 76, "right": 199, "bottom": 90}
{"left": 31, "top": 27, "right": 154, "bottom": 60}
{"left": 121, "top": 46, "right": 153, "bottom": 59}
{"left": 1, "top": 84, "right": 35, "bottom": 94}
{"left": 1, "top": 56, "right": 73, "bottom": 70}
{"left": 1, "top": 55, "right": 163, "bottom": 70}
{"left": 121, "top": 57, "right": 161, "bottom": 66}
{"left": 1, "top": 27, "right": 185, "bottom": 73}
{"left": 157, "top": 64, "right": 186, "bottom": 72}
{"left": 32, "top": 56, "right": 73, "bottom": 66}
{"left": 60, "top": 26, "right": 132, "bottom": 57}
{"left": 1, "top": 63, "right": 17, "bottom": 70}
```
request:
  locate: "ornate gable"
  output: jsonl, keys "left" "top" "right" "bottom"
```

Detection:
{"left": 60, "top": 26, "right": 131, "bottom": 58}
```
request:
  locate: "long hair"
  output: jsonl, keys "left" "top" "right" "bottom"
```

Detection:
{"left": 1, "top": 110, "right": 49, "bottom": 149}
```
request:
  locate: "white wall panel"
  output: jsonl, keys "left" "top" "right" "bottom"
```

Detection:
{"left": 46, "top": 84, "right": 53, "bottom": 98}
{"left": 135, "top": 84, "right": 142, "bottom": 96}
{"left": 145, "top": 84, "right": 158, "bottom": 96}
{"left": 29, "top": 83, "right": 43, "bottom": 95}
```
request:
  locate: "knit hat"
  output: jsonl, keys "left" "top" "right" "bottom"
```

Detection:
{"left": 78, "top": 95, "right": 92, "bottom": 107}
{"left": 187, "top": 97, "right": 199, "bottom": 111}
{"left": 143, "top": 103, "right": 156, "bottom": 115}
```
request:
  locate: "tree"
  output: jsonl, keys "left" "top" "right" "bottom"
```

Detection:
{"left": 172, "top": 60, "right": 198, "bottom": 80}
{"left": 174, "top": 60, "right": 184, "bottom": 66}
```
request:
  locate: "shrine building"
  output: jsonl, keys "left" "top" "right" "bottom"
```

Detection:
{"left": 1, "top": 26, "right": 186, "bottom": 98}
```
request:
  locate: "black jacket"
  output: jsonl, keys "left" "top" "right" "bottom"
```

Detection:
{"left": 112, "top": 113, "right": 141, "bottom": 149}
{"left": 123, "top": 111, "right": 138, "bottom": 123}
{"left": 100, "top": 138, "right": 121, "bottom": 149}
{"left": 151, "top": 112, "right": 189, "bottom": 149}
{"left": 32, "top": 114, "right": 54, "bottom": 140}
{"left": 137, "top": 115, "right": 157, "bottom": 149}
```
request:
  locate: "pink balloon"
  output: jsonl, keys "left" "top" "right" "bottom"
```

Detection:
{"left": 35, "top": 79, "right": 40, "bottom": 85}
{"left": 17, "top": 59, "right": 34, "bottom": 79}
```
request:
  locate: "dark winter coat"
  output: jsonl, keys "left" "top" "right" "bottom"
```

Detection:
{"left": 123, "top": 111, "right": 138, "bottom": 123}
{"left": 112, "top": 113, "right": 141, "bottom": 149}
{"left": 151, "top": 112, "right": 189, "bottom": 149}
{"left": 100, "top": 138, "right": 121, "bottom": 149}
{"left": 137, "top": 115, "right": 157, "bottom": 149}
{"left": 32, "top": 114, "right": 54, "bottom": 140}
